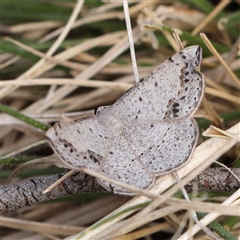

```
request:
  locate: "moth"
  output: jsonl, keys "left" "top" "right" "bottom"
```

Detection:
{"left": 46, "top": 46, "right": 204, "bottom": 195}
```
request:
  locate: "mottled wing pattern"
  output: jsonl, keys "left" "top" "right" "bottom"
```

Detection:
{"left": 46, "top": 117, "right": 106, "bottom": 171}
{"left": 97, "top": 129, "right": 154, "bottom": 194}
{"left": 122, "top": 119, "right": 198, "bottom": 175}
{"left": 107, "top": 46, "right": 204, "bottom": 121}
{"left": 165, "top": 46, "right": 204, "bottom": 119}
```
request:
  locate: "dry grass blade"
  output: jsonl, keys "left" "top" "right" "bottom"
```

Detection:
{"left": 0, "top": 79, "right": 132, "bottom": 91}
{"left": 205, "top": 87, "right": 239, "bottom": 104}
{"left": 123, "top": 0, "right": 139, "bottom": 83}
{"left": 179, "top": 189, "right": 240, "bottom": 239}
{"left": 201, "top": 33, "right": 240, "bottom": 86}
{"left": 191, "top": 0, "right": 231, "bottom": 35}
{"left": 111, "top": 222, "right": 171, "bottom": 240}
{"left": 0, "top": 216, "right": 84, "bottom": 236}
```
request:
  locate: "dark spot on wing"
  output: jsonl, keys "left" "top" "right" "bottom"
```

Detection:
{"left": 139, "top": 97, "right": 142, "bottom": 101}
{"left": 154, "top": 82, "right": 158, "bottom": 87}
{"left": 168, "top": 56, "right": 174, "bottom": 62}
{"left": 180, "top": 96, "right": 185, "bottom": 100}
{"left": 172, "top": 108, "right": 179, "bottom": 113}
{"left": 89, "top": 154, "right": 99, "bottom": 163}
{"left": 172, "top": 102, "right": 180, "bottom": 108}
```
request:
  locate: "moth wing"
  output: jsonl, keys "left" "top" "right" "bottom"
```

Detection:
{"left": 46, "top": 117, "right": 106, "bottom": 171}
{"left": 107, "top": 46, "right": 204, "bottom": 121}
{"left": 97, "top": 129, "right": 154, "bottom": 195}
{"left": 122, "top": 118, "right": 198, "bottom": 175}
